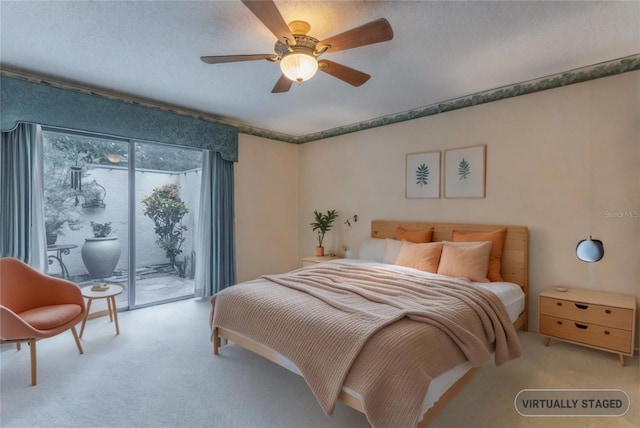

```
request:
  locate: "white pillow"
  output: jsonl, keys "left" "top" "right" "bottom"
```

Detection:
{"left": 383, "top": 238, "right": 403, "bottom": 264}
{"left": 358, "top": 238, "right": 386, "bottom": 262}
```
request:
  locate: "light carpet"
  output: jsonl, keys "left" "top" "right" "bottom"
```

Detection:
{"left": 1, "top": 298, "right": 638, "bottom": 428}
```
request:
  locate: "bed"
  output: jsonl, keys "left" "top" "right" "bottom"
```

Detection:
{"left": 210, "top": 220, "right": 529, "bottom": 427}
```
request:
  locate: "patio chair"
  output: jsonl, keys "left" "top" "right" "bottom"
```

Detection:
{"left": 0, "top": 257, "right": 86, "bottom": 385}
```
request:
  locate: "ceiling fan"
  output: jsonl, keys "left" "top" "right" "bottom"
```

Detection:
{"left": 200, "top": 0, "right": 394, "bottom": 93}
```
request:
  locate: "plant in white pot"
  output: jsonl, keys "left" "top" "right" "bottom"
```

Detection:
{"left": 310, "top": 209, "right": 338, "bottom": 256}
{"left": 81, "top": 221, "right": 121, "bottom": 279}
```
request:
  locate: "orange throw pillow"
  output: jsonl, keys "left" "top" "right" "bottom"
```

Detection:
{"left": 452, "top": 228, "right": 506, "bottom": 282}
{"left": 436, "top": 241, "right": 492, "bottom": 282}
{"left": 395, "top": 226, "right": 434, "bottom": 243}
{"left": 394, "top": 241, "right": 444, "bottom": 273}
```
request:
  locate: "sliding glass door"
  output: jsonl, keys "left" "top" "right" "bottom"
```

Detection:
{"left": 42, "top": 129, "right": 202, "bottom": 309}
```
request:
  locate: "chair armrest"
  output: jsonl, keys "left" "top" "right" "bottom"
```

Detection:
{"left": 0, "top": 305, "right": 38, "bottom": 340}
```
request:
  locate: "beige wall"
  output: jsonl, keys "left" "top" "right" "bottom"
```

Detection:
{"left": 296, "top": 71, "right": 640, "bottom": 335}
{"left": 234, "top": 135, "right": 300, "bottom": 283}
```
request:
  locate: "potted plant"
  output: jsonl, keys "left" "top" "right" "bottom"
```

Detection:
{"left": 43, "top": 191, "right": 82, "bottom": 246}
{"left": 310, "top": 209, "right": 338, "bottom": 256}
{"left": 81, "top": 221, "right": 121, "bottom": 279}
{"left": 45, "top": 218, "right": 65, "bottom": 246}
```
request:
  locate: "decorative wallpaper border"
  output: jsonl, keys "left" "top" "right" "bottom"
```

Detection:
{"left": 2, "top": 54, "right": 638, "bottom": 147}
{"left": 242, "top": 54, "right": 640, "bottom": 144}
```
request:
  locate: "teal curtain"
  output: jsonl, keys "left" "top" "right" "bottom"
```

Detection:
{"left": 0, "top": 123, "right": 46, "bottom": 269}
{"left": 194, "top": 150, "right": 236, "bottom": 297}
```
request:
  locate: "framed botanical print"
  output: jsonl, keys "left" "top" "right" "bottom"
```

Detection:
{"left": 406, "top": 151, "right": 440, "bottom": 199}
{"left": 444, "top": 144, "right": 486, "bottom": 198}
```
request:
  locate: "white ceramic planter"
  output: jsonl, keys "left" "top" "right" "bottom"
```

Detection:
{"left": 81, "top": 236, "right": 121, "bottom": 279}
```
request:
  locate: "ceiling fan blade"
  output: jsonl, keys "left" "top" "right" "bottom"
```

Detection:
{"left": 241, "top": 0, "right": 296, "bottom": 45}
{"left": 200, "top": 54, "right": 275, "bottom": 64}
{"left": 271, "top": 74, "right": 293, "bottom": 93}
{"left": 318, "top": 60, "right": 370, "bottom": 87}
{"left": 317, "top": 18, "right": 393, "bottom": 53}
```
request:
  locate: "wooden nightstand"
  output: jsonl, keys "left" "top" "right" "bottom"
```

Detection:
{"left": 301, "top": 256, "right": 341, "bottom": 267}
{"left": 539, "top": 287, "right": 636, "bottom": 366}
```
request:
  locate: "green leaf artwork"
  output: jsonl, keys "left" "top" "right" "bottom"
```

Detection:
{"left": 416, "top": 163, "right": 430, "bottom": 187}
{"left": 458, "top": 158, "right": 470, "bottom": 182}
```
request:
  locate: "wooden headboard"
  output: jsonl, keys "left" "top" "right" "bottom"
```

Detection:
{"left": 371, "top": 220, "right": 529, "bottom": 329}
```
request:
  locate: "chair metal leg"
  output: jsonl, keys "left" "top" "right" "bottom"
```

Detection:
{"left": 29, "top": 338, "right": 37, "bottom": 386}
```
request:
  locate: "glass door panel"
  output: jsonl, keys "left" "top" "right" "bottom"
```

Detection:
{"left": 133, "top": 142, "right": 201, "bottom": 306}
{"left": 42, "top": 130, "right": 130, "bottom": 311}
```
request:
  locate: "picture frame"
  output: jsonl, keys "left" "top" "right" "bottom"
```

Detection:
{"left": 444, "top": 144, "right": 486, "bottom": 198}
{"left": 406, "top": 151, "right": 441, "bottom": 199}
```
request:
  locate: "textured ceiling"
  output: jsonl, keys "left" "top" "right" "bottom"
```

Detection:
{"left": 1, "top": 1, "right": 639, "bottom": 138}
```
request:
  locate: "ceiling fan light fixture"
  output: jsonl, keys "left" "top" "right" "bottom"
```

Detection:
{"left": 280, "top": 51, "right": 318, "bottom": 84}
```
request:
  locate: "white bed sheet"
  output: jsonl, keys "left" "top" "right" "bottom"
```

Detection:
{"left": 223, "top": 258, "right": 525, "bottom": 420}
{"left": 334, "top": 258, "right": 525, "bottom": 320}
{"left": 332, "top": 259, "right": 525, "bottom": 416}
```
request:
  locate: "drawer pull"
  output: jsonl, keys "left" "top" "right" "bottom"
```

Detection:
{"left": 605, "top": 309, "right": 612, "bottom": 314}
{"left": 575, "top": 323, "right": 588, "bottom": 329}
{"left": 556, "top": 321, "right": 563, "bottom": 325}
{"left": 556, "top": 302, "right": 562, "bottom": 307}
{"left": 575, "top": 303, "right": 589, "bottom": 310}
{"left": 604, "top": 331, "right": 610, "bottom": 335}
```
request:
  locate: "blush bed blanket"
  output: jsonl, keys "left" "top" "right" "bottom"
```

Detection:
{"left": 210, "top": 262, "right": 522, "bottom": 428}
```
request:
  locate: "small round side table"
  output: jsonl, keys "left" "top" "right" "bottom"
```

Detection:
{"left": 79, "top": 284, "right": 124, "bottom": 338}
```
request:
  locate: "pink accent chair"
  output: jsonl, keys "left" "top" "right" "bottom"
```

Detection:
{"left": 0, "top": 257, "right": 86, "bottom": 385}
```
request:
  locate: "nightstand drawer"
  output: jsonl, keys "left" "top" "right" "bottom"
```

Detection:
{"left": 540, "top": 315, "right": 632, "bottom": 354}
{"left": 301, "top": 256, "right": 341, "bottom": 267}
{"left": 540, "top": 296, "right": 634, "bottom": 330}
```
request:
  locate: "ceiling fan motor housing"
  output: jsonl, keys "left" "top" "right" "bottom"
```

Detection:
{"left": 274, "top": 34, "right": 320, "bottom": 58}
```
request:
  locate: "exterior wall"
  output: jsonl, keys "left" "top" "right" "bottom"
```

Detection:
{"left": 50, "top": 165, "right": 200, "bottom": 277}
{"left": 53, "top": 132, "right": 302, "bottom": 286}
{"left": 298, "top": 71, "right": 640, "bottom": 336}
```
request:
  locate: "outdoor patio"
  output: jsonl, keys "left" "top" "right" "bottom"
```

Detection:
{"left": 59, "top": 263, "right": 195, "bottom": 309}
{"left": 41, "top": 133, "right": 202, "bottom": 314}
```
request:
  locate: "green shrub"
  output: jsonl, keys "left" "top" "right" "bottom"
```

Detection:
{"left": 141, "top": 184, "right": 189, "bottom": 277}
